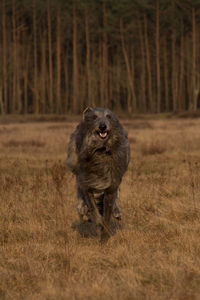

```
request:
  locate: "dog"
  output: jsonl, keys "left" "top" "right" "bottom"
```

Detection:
{"left": 66, "top": 107, "right": 130, "bottom": 241}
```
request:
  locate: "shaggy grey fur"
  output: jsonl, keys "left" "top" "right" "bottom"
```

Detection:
{"left": 66, "top": 107, "right": 130, "bottom": 241}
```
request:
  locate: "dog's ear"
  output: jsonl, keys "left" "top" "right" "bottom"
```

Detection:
{"left": 83, "top": 107, "right": 93, "bottom": 120}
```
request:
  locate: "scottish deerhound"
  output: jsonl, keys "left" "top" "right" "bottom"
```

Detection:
{"left": 66, "top": 107, "right": 130, "bottom": 241}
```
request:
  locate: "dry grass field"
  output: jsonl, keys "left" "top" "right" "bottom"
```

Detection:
{"left": 0, "top": 116, "right": 200, "bottom": 299}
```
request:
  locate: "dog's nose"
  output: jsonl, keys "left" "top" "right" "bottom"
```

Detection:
{"left": 99, "top": 122, "right": 107, "bottom": 132}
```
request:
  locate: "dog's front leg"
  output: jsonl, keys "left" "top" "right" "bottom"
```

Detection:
{"left": 84, "top": 192, "right": 102, "bottom": 237}
{"left": 101, "top": 191, "right": 115, "bottom": 242}
{"left": 85, "top": 192, "right": 112, "bottom": 240}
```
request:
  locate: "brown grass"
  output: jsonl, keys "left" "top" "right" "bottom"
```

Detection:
{"left": 3, "top": 139, "right": 45, "bottom": 148}
{"left": 140, "top": 140, "right": 166, "bottom": 155}
{"left": 0, "top": 118, "right": 200, "bottom": 299}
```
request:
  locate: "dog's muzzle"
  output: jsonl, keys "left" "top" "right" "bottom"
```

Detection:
{"left": 97, "top": 122, "right": 109, "bottom": 139}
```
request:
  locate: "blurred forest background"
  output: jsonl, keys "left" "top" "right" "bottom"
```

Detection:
{"left": 1, "top": 0, "right": 200, "bottom": 114}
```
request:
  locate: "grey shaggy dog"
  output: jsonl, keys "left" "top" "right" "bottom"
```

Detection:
{"left": 66, "top": 107, "right": 130, "bottom": 241}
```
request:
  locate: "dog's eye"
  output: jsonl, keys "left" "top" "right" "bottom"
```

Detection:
{"left": 93, "top": 115, "right": 98, "bottom": 120}
{"left": 106, "top": 114, "right": 111, "bottom": 119}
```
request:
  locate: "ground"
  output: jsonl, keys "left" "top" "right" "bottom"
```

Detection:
{"left": 0, "top": 116, "right": 200, "bottom": 299}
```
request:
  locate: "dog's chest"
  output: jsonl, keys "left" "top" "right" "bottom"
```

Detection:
{"left": 79, "top": 150, "right": 115, "bottom": 191}
{"left": 88, "top": 150, "right": 112, "bottom": 176}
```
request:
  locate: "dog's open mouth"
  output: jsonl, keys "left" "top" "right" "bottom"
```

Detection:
{"left": 99, "top": 132, "right": 107, "bottom": 138}
{"left": 97, "top": 131, "right": 108, "bottom": 139}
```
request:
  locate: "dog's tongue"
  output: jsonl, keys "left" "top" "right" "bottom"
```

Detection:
{"left": 100, "top": 132, "right": 107, "bottom": 138}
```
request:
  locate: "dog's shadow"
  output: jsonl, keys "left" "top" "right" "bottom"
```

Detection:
{"left": 71, "top": 219, "right": 123, "bottom": 238}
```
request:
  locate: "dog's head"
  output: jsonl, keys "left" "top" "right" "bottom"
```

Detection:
{"left": 83, "top": 107, "right": 118, "bottom": 142}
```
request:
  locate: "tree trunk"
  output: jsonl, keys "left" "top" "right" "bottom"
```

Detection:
{"left": 144, "top": 13, "right": 153, "bottom": 113}
{"left": 0, "top": 46, "right": 4, "bottom": 114}
{"left": 138, "top": 16, "right": 146, "bottom": 112}
{"left": 120, "top": 18, "right": 136, "bottom": 112}
{"left": 185, "top": 35, "right": 191, "bottom": 110}
{"left": 40, "top": 31, "right": 47, "bottom": 114}
{"left": 179, "top": 17, "right": 185, "bottom": 111}
{"left": 192, "top": 7, "right": 198, "bottom": 111}
{"left": 99, "top": 39, "right": 104, "bottom": 107}
{"left": 91, "top": 44, "right": 98, "bottom": 107}
{"left": 171, "top": 28, "right": 177, "bottom": 112}
{"left": 0, "top": 88, "right": 3, "bottom": 114}
{"left": 102, "top": 1, "right": 108, "bottom": 107}
{"left": 131, "top": 45, "right": 137, "bottom": 111}
{"left": 156, "top": 0, "right": 161, "bottom": 113}
{"left": 73, "top": 1, "right": 78, "bottom": 113}
{"left": 85, "top": 6, "right": 92, "bottom": 107}
{"left": 12, "top": 0, "right": 22, "bottom": 113}
{"left": 56, "top": 4, "right": 61, "bottom": 113}
{"left": 33, "top": 0, "right": 39, "bottom": 114}
{"left": 115, "top": 49, "right": 121, "bottom": 110}
{"left": 64, "top": 52, "right": 69, "bottom": 113}
{"left": 2, "top": 0, "right": 7, "bottom": 113}
{"left": 47, "top": 0, "right": 53, "bottom": 113}
{"left": 163, "top": 36, "right": 169, "bottom": 111}
{"left": 12, "top": 0, "right": 17, "bottom": 113}
{"left": 108, "top": 70, "right": 113, "bottom": 109}
{"left": 23, "top": 42, "right": 30, "bottom": 114}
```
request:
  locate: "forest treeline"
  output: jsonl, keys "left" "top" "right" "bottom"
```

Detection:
{"left": 0, "top": 0, "right": 200, "bottom": 114}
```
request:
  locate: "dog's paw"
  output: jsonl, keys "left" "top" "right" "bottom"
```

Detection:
{"left": 112, "top": 207, "right": 122, "bottom": 221}
{"left": 77, "top": 202, "right": 91, "bottom": 222}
